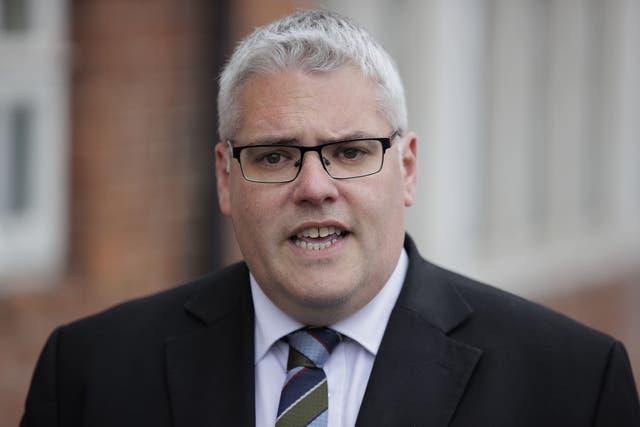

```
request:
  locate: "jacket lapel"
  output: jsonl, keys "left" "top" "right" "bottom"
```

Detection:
{"left": 356, "top": 237, "right": 483, "bottom": 426}
{"left": 165, "top": 264, "right": 255, "bottom": 427}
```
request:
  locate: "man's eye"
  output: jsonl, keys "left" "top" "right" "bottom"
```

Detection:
{"left": 253, "top": 150, "right": 293, "bottom": 166}
{"left": 336, "top": 147, "right": 368, "bottom": 161}
{"left": 263, "top": 153, "right": 284, "bottom": 164}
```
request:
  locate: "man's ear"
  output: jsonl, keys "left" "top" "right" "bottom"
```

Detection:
{"left": 215, "top": 142, "right": 232, "bottom": 216}
{"left": 400, "top": 132, "right": 417, "bottom": 207}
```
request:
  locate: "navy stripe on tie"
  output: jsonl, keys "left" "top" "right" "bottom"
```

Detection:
{"left": 278, "top": 367, "right": 326, "bottom": 412}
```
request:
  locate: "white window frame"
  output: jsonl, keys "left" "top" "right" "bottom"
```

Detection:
{"left": 0, "top": 0, "right": 69, "bottom": 291}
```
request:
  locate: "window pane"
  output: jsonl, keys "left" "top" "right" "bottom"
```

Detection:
{"left": 2, "top": 0, "right": 28, "bottom": 32}
{"left": 9, "top": 104, "right": 31, "bottom": 214}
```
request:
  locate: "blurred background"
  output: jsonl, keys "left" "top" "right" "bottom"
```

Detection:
{"left": 0, "top": 0, "right": 638, "bottom": 425}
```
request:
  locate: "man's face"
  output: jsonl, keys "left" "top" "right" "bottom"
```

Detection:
{"left": 215, "top": 66, "right": 417, "bottom": 325}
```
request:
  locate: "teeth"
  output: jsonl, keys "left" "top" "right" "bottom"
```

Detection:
{"left": 294, "top": 226, "right": 346, "bottom": 251}
{"left": 297, "top": 226, "right": 342, "bottom": 239}
{"left": 294, "top": 235, "right": 343, "bottom": 251}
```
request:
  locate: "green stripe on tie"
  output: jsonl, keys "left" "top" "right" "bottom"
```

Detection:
{"left": 276, "top": 380, "right": 327, "bottom": 427}
{"left": 288, "top": 348, "right": 315, "bottom": 369}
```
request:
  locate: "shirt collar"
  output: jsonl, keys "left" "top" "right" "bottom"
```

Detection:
{"left": 251, "top": 248, "right": 409, "bottom": 364}
{"left": 251, "top": 276, "right": 304, "bottom": 365}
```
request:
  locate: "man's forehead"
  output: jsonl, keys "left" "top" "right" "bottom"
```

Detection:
{"left": 233, "top": 67, "right": 386, "bottom": 143}
{"left": 238, "top": 66, "right": 374, "bottom": 101}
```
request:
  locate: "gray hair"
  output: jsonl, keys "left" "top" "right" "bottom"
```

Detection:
{"left": 217, "top": 9, "right": 408, "bottom": 141}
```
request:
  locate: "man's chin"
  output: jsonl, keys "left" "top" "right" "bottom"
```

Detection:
{"left": 285, "top": 293, "right": 356, "bottom": 325}
{"left": 287, "top": 282, "right": 359, "bottom": 311}
{"left": 299, "top": 292, "right": 351, "bottom": 310}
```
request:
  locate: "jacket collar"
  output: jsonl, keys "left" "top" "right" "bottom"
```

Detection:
{"left": 395, "top": 235, "right": 474, "bottom": 334}
{"left": 355, "top": 235, "right": 482, "bottom": 426}
{"left": 165, "top": 263, "right": 256, "bottom": 427}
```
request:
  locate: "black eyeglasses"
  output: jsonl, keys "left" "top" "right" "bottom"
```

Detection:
{"left": 227, "top": 130, "right": 399, "bottom": 183}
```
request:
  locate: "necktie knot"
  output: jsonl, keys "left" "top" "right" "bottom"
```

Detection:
{"left": 285, "top": 327, "right": 342, "bottom": 370}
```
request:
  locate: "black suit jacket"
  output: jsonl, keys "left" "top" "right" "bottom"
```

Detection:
{"left": 22, "top": 236, "right": 640, "bottom": 426}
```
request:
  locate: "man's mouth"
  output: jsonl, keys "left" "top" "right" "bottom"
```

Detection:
{"left": 291, "top": 226, "right": 346, "bottom": 251}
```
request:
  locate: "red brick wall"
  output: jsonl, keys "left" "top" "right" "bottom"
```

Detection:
{"left": 69, "top": 0, "right": 223, "bottom": 293}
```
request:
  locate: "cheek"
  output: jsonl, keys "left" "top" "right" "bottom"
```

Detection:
{"left": 372, "top": 174, "right": 406, "bottom": 228}
{"left": 229, "top": 182, "right": 281, "bottom": 232}
{"left": 355, "top": 177, "right": 404, "bottom": 225}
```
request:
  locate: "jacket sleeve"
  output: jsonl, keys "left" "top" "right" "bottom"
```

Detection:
{"left": 593, "top": 340, "right": 640, "bottom": 426}
{"left": 20, "top": 328, "right": 60, "bottom": 427}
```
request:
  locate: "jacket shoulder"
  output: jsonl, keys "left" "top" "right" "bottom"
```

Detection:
{"left": 429, "top": 263, "right": 640, "bottom": 424}
{"left": 60, "top": 261, "right": 249, "bottom": 340}
{"left": 429, "top": 262, "right": 615, "bottom": 346}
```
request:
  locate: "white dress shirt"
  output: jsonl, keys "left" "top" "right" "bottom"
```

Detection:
{"left": 251, "top": 248, "right": 408, "bottom": 427}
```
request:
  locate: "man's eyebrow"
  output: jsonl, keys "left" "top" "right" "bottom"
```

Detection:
{"left": 324, "top": 131, "right": 378, "bottom": 142}
{"left": 240, "top": 131, "right": 377, "bottom": 146}
{"left": 242, "top": 136, "right": 299, "bottom": 146}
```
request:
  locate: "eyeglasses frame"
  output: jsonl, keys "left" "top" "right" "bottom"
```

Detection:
{"left": 227, "top": 129, "right": 400, "bottom": 184}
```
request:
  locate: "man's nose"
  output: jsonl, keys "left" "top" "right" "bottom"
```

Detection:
{"left": 291, "top": 151, "right": 339, "bottom": 205}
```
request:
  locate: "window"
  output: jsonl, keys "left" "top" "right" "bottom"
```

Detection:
{"left": 0, "top": 0, "right": 69, "bottom": 290}
{"left": 0, "top": 104, "right": 32, "bottom": 216}
{"left": 1, "top": 0, "right": 28, "bottom": 32}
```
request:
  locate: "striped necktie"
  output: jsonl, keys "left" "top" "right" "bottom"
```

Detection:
{"left": 276, "top": 327, "right": 342, "bottom": 427}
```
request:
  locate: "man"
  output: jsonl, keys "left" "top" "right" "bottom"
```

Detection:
{"left": 22, "top": 9, "right": 640, "bottom": 427}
